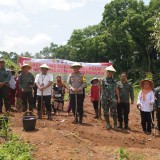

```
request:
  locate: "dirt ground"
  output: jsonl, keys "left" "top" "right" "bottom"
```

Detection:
{"left": 7, "top": 96, "right": 160, "bottom": 160}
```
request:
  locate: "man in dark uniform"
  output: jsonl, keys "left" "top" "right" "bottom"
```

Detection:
{"left": 117, "top": 72, "right": 134, "bottom": 129}
{"left": 0, "top": 59, "right": 11, "bottom": 112}
{"left": 18, "top": 64, "right": 34, "bottom": 112}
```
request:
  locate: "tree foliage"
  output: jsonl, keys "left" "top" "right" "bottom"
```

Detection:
{"left": 0, "top": 0, "right": 160, "bottom": 82}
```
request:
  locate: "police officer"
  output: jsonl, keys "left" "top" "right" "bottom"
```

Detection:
{"left": 101, "top": 65, "right": 120, "bottom": 130}
{"left": 67, "top": 62, "right": 87, "bottom": 124}
{"left": 0, "top": 59, "right": 11, "bottom": 112}
{"left": 117, "top": 72, "right": 134, "bottom": 129}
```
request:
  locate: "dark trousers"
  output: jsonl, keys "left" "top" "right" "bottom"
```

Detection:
{"left": 0, "top": 97, "right": 3, "bottom": 112}
{"left": 156, "top": 107, "right": 160, "bottom": 131}
{"left": 117, "top": 103, "right": 130, "bottom": 126}
{"left": 0, "top": 86, "right": 10, "bottom": 112}
{"left": 37, "top": 95, "right": 51, "bottom": 112}
{"left": 21, "top": 91, "right": 34, "bottom": 112}
{"left": 140, "top": 111, "right": 152, "bottom": 132}
{"left": 70, "top": 94, "right": 84, "bottom": 118}
{"left": 93, "top": 101, "right": 98, "bottom": 110}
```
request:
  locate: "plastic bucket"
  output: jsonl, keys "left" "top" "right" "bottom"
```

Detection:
{"left": 22, "top": 116, "right": 36, "bottom": 131}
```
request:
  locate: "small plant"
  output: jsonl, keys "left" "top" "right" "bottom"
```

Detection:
{"left": 116, "top": 148, "right": 129, "bottom": 160}
{"left": 0, "top": 134, "right": 34, "bottom": 160}
{"left": 0, "top": 116, "right": 10, "bottom": 141}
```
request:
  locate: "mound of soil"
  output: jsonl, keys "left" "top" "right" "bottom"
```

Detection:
{"left": 7, "top": 96, "right": 160, "bottom": 160}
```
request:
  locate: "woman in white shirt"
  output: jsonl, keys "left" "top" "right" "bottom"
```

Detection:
{"left": 137, "top": 79, "right": 155, "bottom": 135}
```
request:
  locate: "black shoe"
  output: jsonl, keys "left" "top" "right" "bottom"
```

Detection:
{"left": 72, "top": 117, "right": 78, "bottom": 124}
{"left": 146, "top": 131, "right": 151, "bottom": 135}
{"left": 118, "top": 124, "right": 123, "bottom": 129}
{"left": 124, "top": 125, "right": 129, "bottom": 130}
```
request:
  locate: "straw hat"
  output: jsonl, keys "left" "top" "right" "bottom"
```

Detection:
{"left": 70, "top": 62, "right": 82, "bottom": 68}
{"left": 0, "top": 59, "right": 5, "bottom": 63}
{"left": 21, "top": 64, "right": 31, "bottom": 70}
{"left": 139, "top": 79, "right": 154, "bottom": 89}
{"left": 105, "top": 65, "right": 116, "bottom": 72}
{"left": 40, "top": 64, "right": 50, "bottom": 69}
{"left": 90, "top": 77, "right": 99, "bottom": 84}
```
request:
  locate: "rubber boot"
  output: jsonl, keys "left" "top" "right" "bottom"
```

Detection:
{"left": 94, "top": 109, "right": 99, "bottom": 119}
{"left": 104, "top": 115, "right": 110, "bottom": 130}
{"left": 118, "top": 123, "right": 122, "bottom": 129}
{"left": 47, "top": 111, "right": 53, "bottom": 120}
{"left": 22, "top": 105, "right": 27, "bottom": 112}
{"left": 79, "top": 114, "right": 83, "bottom": 125}
{"left": 73, "top": 115, "right": 78, "bottom": 124}
{"left": 37, "top": 111, "right": 42, "bottom": 119}
{"left": 113, "top": 117, "right": 117, "bottom": 130}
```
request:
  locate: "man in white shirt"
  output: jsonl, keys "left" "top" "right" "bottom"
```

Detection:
{"left": 35, "top": 64, "right": 53, "bottom": 120}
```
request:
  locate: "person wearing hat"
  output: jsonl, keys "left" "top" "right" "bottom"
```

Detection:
{"left": 117, "top": 72, "right": 134, "bottom": 129}
{"left": 0, "top": 59, "right": 11, "bottom": 112}
{"left": 18, "top": 64, "right": 35, "bottom": 112}
{"left": 137, "top": 79, "right": 155, "bottom": 135}
{"left": 101, "top": 65, "right": 120, "bottom": 130}
{"left": 35, "top": 64, "right": 53, "bottom": 120}
{"left": 67, "top": 62, "right": 87, "bottom": 124}
{"left": 90, "top": 77, "right": 101, "bottom": 119}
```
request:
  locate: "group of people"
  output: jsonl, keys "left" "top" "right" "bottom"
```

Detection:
{"left": 0, "top": 58, "right": 160, "bottom": 135}
{"left": 90, "top": 65, "right": 160, "bottom": 135}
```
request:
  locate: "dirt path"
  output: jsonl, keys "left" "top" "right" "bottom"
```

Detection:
{"left": 9, "top": 96, "right": 160, "bottom": 160}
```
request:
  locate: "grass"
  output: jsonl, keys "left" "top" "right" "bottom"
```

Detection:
{"left": 0, "top": 134, "right": 34, "bottom": 160}
{"left": 0, "top": 115, "right": 34, "bottom": 160}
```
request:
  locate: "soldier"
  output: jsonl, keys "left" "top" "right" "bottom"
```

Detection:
{"left": 154, "top": 86, "right": 160, "bottom": 134}
{"left": 0, "top": 59, "right": 11, "bottom": 113}
{"left": 101, "top": 65, "right": 120, "bottom": 130}
{"left": 35, "top": 64, "right": 53, "bottom": 120}
{"left": 117, "top": 72, "right": 134, "bottom": 129}
{"left": 67, "top": 62, "right": 87, "bottom": 124}
{"left": 18, "top": 64, "right": 34, "bottom": 112}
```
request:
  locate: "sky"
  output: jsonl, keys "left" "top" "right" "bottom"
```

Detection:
{"left": 0, "top": 0, "right": 150, "bottom": 55}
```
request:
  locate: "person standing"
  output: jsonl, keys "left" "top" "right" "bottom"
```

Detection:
{"left": 117, "top": 72, "right": 134, "bottom": 129}
{"left": 0, "top": 59, "right": 11, "bottom": 113}
{"left": 35, "top": 64, "right": 53, "bottom": 120}
{"left": 101, "top": 65, "right": 120, "bottom": 130}
{"left": 18, "top": 64, "right": 34, "bottom": 112}
{"left": 137, "top": 79, "right": 154, "bottom": 135}
{"left": 52, "top": 75, "right": 67, "bottom": 115}
{"left": 67, "top": 62, "right": 87, "bottom": 124}
{"left": 90, "top": 77, "right": 101, "bottom": 119}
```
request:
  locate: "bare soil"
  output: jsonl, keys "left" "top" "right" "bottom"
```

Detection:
{"left": 8, "top": 96, "right": 160, "bottom": 160}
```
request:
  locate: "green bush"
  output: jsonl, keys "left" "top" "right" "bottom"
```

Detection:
{"left": 0, "top": 134, "right": 34, "bottom": 160}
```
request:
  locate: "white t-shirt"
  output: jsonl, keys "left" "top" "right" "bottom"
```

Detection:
{"left": 35, "top": 73, "right": 53, "bottom": 96}
{"left": 9, "top": 75, "right": 16, "bottom": 89}
{"left": 137, "top": 90, "right": 155, "bottom": 112}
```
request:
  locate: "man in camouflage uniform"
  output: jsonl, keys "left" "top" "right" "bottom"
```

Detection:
{"left": 101, "top": 65, "right": 120, "bottom": 130}
{"left": 0, "top": 59, "right": 11, "bottom": 112}
{"left": 117, "top": 72, "right": 134, "bottom": 129}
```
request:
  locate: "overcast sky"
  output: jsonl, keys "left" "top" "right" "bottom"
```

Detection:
{"left": 0, "top": 0, "right": 150, "bottom": 55}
